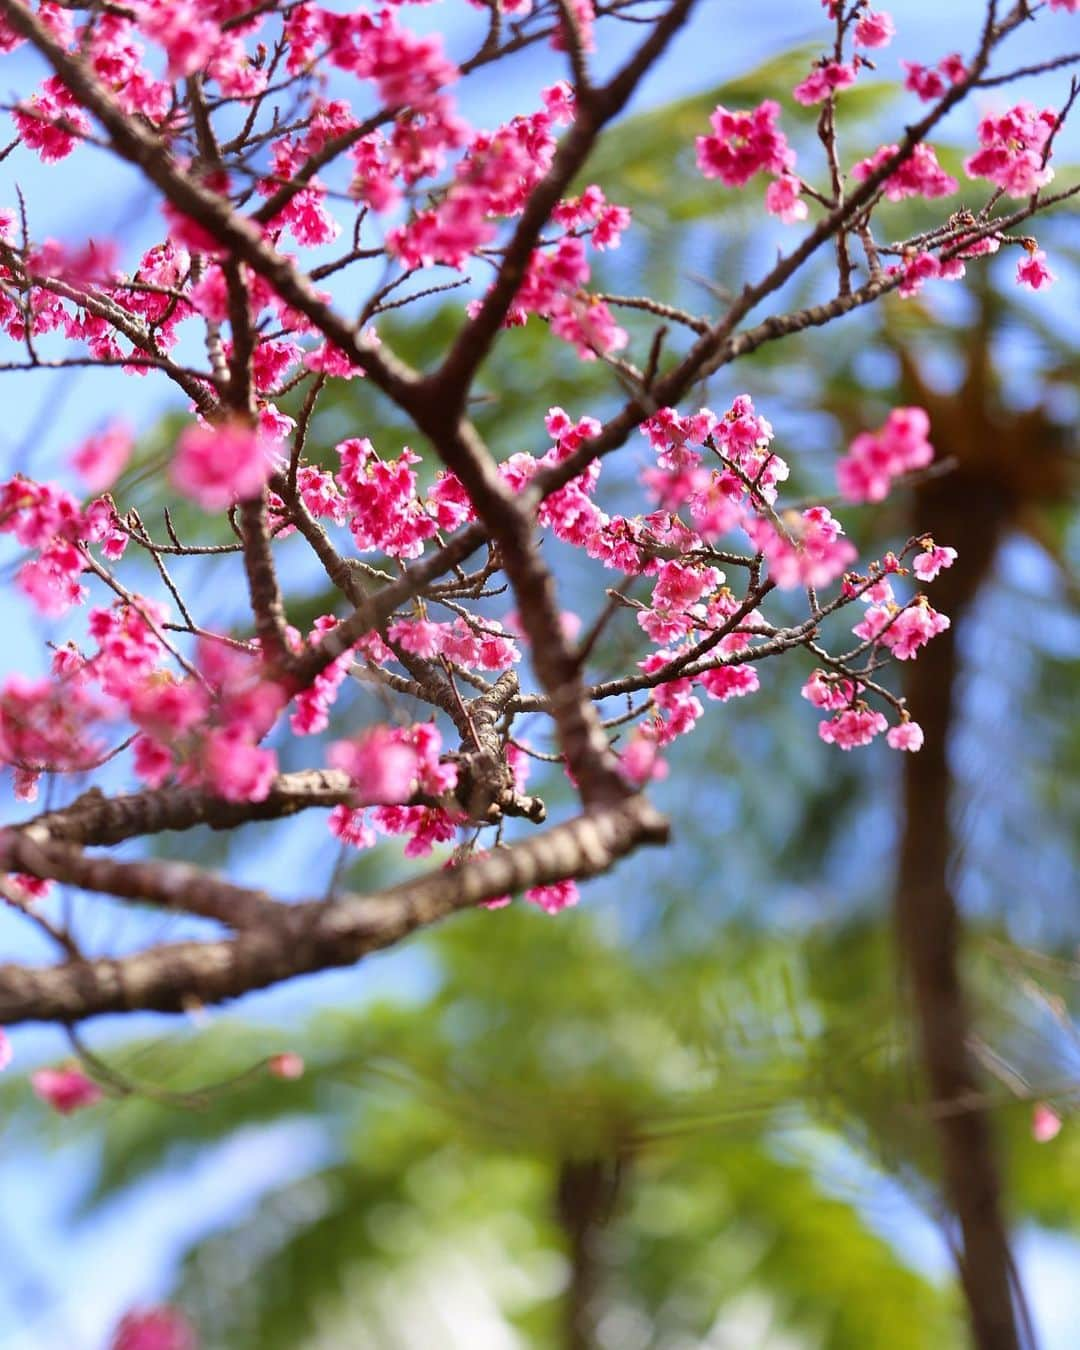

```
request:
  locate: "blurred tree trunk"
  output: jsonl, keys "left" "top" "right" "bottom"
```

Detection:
{"left": 898, "top": 467, "right": 1019, "bottom": 1349}
{"left": 555, "top": 1156, "right": 624, "bottom": 1350}
{"left": 894, "top": 305, "right": 1069, "bottom": 1349}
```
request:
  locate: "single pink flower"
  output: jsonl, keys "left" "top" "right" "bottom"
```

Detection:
{"left": 109, "top": 1304, "right": 197, "bottom": 1350}
{"left": 886, "top": 720, "right": 924, "bottom": 752}
{"left": 525, "top": 879, "right": 580, "bottom": 914}
{"left": 71, "top": 422, "right": 133, "bottom": 493}
{"left": 31, "top": 1066, "right": 103, "bottom": 1114}
{"left": 854, "top": 10, "right": 895, "bottom": 47}
{"left": 765, "top": 174, "right": 808, "bottom": 223}
{"left": 913, "top": 544, "right": 958, "bottom": 581}
{"left": 268, "top": 1052, "right": 305, "bottom": 1080}
{"left": 1016, "top": 249, "right": 1055, "bottom": 291}
{"left": 200, "top": 727, "right": 277, "bottom": 803}
{"left": 1032, "top": 1103, "right": 1063, "bottom": 1143}
{"left": 171, "top": 421, "right": 276, "bottom": 512}
{"left": 619, "top": 732, "right": 668, "bottom": 786}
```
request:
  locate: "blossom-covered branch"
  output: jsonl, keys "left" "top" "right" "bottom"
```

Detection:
{"left": 0, "top": 0, "right": 1071, "bottom": 1009}
{"left": 1, "top": 4, "right": 1073, "bottom": 1339}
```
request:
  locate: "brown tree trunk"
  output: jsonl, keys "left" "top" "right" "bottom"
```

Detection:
{"left": 554, "top": 1156, "right": 623, "bottom": 1350}
{"left": 896, "top": 469, "right": 1025, "bottom": 1350}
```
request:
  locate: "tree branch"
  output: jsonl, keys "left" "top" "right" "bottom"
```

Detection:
{"left": 0, "top": 795, "right": 668, "bottom": 1025}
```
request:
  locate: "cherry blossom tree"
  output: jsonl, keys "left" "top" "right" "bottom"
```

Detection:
{"left": 0, "top": 2, "right": 1076, "bottom": 1346}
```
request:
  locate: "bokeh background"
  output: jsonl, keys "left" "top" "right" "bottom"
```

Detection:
{"left": 1, "top": 2, "right": 1077, "bottom": 1346}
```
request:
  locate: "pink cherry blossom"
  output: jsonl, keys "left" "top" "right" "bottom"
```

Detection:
{"left": 1032, "top": 1103, "right": 1063, "bottom": 1142}
{"left": 851, "top": 143, "right": 957, "bottom": 201}
{"left": 793, "top": 61, "right": 857, "bottom": 107}
{"left": 328, "top": 725, "right": 422, "bottom": 805}
{"left": 109, "top": 1305, "right": 196, "bottom": 1350}
{"left": 802, "top": 671, "right": 858, "bottom": 710}
{"left": 428, "top": 471, "right": 476, "bottom": 529}
{"left": 766, "top": 174, "right": 808, "bottom": 223}
{"left": 854, "top": 10, "right": 895, "bottom": 47}
{"left": 328, "top": 804, "right": 376, "bottom": 851}
{"left": 481, "top": 893, "right": 513, "bottom": 911}
{"left": 902, "top": 63, "right": 942, "bottom": 101}
{"left": 902, "top": 54, "right": 967, "bottom": 102}
{"left": 200, "top": 727, "right": 277, "bottom": 803}
{"left": 696, "top": 101, "right": 795, "bottom": 187}
{"left": 0, "top": 1029, "right": 11, "bottom": 1072}
{"left": 650, "top": 676, "right": 704, "bottom": 744}
{"left": 855, "top": 598, "right": 950, "bottom": 660}
{"left": 886, "top": 720, "right": 924, "bottom": 751}
{"left": 818, "top": 706, "right": 888, "bottom": 749}
{"left": 1016, "top": 249, "right": 1055, "bottom": 291}
{"left": 913, "top": 544, "right": 958, "bottom": 581}
{"left": 71, "top": 422, "right": 133, "bottom": 494}
{"left": 745, "top": 507, "right": 856, "bottom": 590}
{"left": 171, "top": 421, "right": 276, "bottom": 512}
{"left": 135, "top": 1, "right": 221, "bottom": 79}
{"left": 31, "top": 1065, "right": 103, "bottom": 1114}
{"left": 964, "top": 104, "right": 1057, "bottom": 197}
{"left": 837, "top": 406, "right": 935, "bottom": 503}
{"left": 894, "top": 250, "right": 945, "bottom": 299}
{"left": 268, "top": 1052, "right": 305, "bottom": 1080}
{"left": 130, "top": 677, "right": 208, "bottom": 741}
{"left": 133, "top": 734, "right": 174, "bottom": 787}
{"left": 17, "top": 539, "right": 88, "bottom": 616}
{"left": 0, "top": 674, "right": 107, "bottom": 778}
{"left": 619, "top": 731, "right": 668, "bottom": 786}
{"left": 336, "top": 439, "right": 438, "bottom": 559}
{"left": 13, "top": 81, "right": 91, "bottom": 162}
{"left": 525, "top": 879, "right": 580, "bottom": 914}
{"left": 699, "top": 664, "right": 760, "bottom": 702}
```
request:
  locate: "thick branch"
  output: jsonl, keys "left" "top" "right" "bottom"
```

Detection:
{"left": 0, "top": 831, "right": 287, "bottom": 929}
{"left": 0, "top": 796, "right": 669, "bottom": 1025}
{"left": 16, "top": 771, "right": 357, "bottom": 847}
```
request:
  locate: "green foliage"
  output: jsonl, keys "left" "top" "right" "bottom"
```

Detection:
{"left": 15, "top": 911, "right": 964, "bottom": 1347}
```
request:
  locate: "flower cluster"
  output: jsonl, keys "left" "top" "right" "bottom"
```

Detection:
{"left": 793, "top": 60, "right": 858, "bottom": 107}
{"left": 964, "top": 104, "right": 1058, "bottom": 197}
{"left": 851, "top": 142, "right": 957, "bottom": 202}
{"left": 171, "top": 421, "right": 278, "bottom": 512}
{"left": 836, "top": 407, "right": 935, "bottom": 503}
{"left": 901, "top": 53, "right": 967, "bottom": 102}
{"left": 328, "top": 723, "right": 460, "bottom": 858}
{"left": 695, "top": 101, "right": 795, "bottom": 187}
{"left": 696, "top": 100, "right": 811, "bottom": 225}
